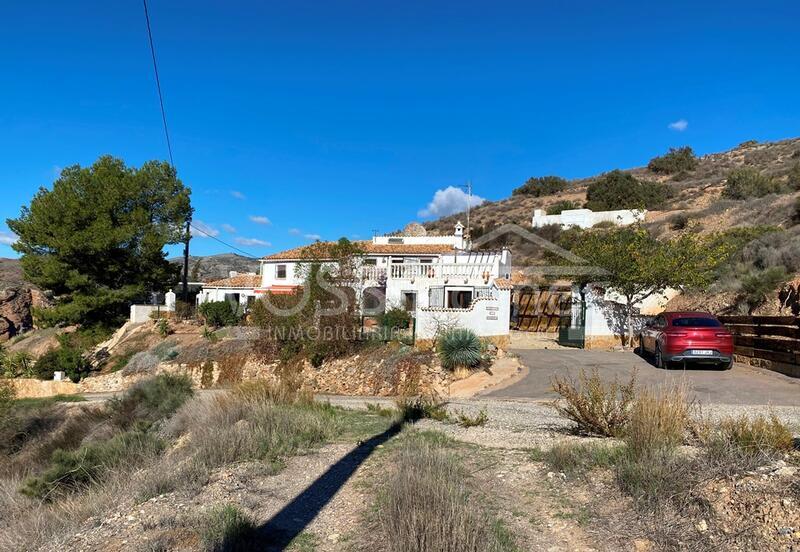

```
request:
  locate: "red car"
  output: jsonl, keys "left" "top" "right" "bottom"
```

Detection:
{"left": 639, "top": 312, "right": 734, "bottom": 370}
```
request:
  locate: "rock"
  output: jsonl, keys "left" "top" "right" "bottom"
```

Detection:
{"left": 0, "top": 287, "right": 34, "bottom": 341}
{"left": 327, "top": 533, "right": 340, "bottom": 542}
{"left": 695, "top": 519, "right": 708, "bottom": 533}
{"left": 777, "top": 527, "right": 794, "bottom": 536}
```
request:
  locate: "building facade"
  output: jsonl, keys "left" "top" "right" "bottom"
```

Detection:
{"left": 532, "top": 207, "right": 646, "bottom": 229}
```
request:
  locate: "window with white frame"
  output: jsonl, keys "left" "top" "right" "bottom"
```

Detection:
{"left": 276, "top": 264, "right": 287, "bottom": 279}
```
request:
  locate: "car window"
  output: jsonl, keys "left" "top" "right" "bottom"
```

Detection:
{"left": 672, "top": 317, "right": 722, "bottom": 327}
{"left": 655, "top": 315, "right": 666, "bottom": 328}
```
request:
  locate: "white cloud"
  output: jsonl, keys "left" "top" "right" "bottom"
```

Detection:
{"left": 288, "top": 228, "right": 301, "bottom": 235}
{"left": 221, "top": 223, "right": 237, "bottom": 234}
{"left": 230, "top": 190, "right": 246, "bottom": 200}
{"left": 304, "top": 233, "right": 322, "bottom": 241}
{"left": 0, "top": 231, "right": 18, "bottom": 246}
{"left": 235, "top": 237, "right": 271, "bottom": 247}
{"left": 668, "top": 119, "right": 688, "bottom": 132}
{"left": 190, "top": 220, "right": 219, "bottom": 238}
{"left": 249, "top": 215, "right": 271, "bottom": 225}
{"left": 417, "top": 186, "right": 485, "bottom": 218}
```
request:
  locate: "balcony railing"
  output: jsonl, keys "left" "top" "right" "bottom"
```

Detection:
{"left": 360, "top": 263, "right": 495, "bottom": 282}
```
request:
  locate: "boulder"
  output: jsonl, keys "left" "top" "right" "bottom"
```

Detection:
{"left": 0, "top": 287, "right": 34, "bottom": 341}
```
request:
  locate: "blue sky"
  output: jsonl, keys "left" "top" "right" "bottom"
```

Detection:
{"left": 2, "top": 0, "right": 799, "bottom": 259}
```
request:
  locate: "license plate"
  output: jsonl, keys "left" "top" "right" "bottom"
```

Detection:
{"left": 691, "top": 350, "right": 714, "bottom": 355}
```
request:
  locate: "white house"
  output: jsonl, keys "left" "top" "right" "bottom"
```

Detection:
{"left": 532, "top": 207, "right": 646, "bottom": 229}
{"left": 196, "top": 273, "right": 261, "bottom": 312}
{"left": 253, "top": 223, "right": 513, "bottom": 345}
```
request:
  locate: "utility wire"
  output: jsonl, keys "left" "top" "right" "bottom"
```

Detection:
{"left": 142, "top": 0, "right": 259, "bottom": 262}
{"left": 188, "top": 223, "right": 260, "bottom": 259}
{"left": 142, "top": 0, "right": 174, "bottom": 168}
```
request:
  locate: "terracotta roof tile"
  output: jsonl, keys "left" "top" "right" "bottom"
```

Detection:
{"left": 204, "top": 274, "right": 261, "bottom": 288}
{"left": 493, "top": 278, "right": 514, "bottom": 290}
{"left": 262, "top": 241, "right": 455, "bottom": 260}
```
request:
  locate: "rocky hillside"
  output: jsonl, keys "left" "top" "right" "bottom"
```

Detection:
{"left": 426, "top": 137, "right": 800, "bottom": 244}
{"left": 170, "top": 253, "right": 260, "bottom": 282}
{"left": 0, "top": 258, "right": 24, "bottom": 289}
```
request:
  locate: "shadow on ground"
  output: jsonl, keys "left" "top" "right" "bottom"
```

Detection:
{"left": 255, "top": 421, "right": 403, "bottom": 550}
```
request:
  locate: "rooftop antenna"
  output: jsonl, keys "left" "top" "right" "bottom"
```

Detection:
{"left": 458, "top": 180, "right": 472, "bottom": 250}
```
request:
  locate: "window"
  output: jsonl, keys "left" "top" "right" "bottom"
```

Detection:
{"left": 362, "top": 258, "right": 377, "bottom": 266}
{"left": 429, "top": 286, "right": 444, "bottom": 308}
{"left": 420, "top": 258, "right": 433, "bottom": 264}
{"left": 276, "top": 264, "right": 287, "bottom": 279}
{"left": 388, "top": 237, "right": 404, "bottom": 244}
{"left": 447, "top": 289, "right": 473, "bottom": 309}
{"left": 672, "top": 317, "right": 722, "bottom": 327}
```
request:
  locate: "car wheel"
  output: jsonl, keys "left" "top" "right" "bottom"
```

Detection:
{"left": 655, "top": 344, "right": 665, "bottom": 369}
{"left": 638, "top": 335, "right": 647, "bottom": 357}
{"left": 720, "top": 359, "right": 733, "bottom": 370}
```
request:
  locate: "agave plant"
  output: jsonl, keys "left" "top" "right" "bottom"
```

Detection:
{"left": 437, "top": 328, "right": 482, "bottom": 371}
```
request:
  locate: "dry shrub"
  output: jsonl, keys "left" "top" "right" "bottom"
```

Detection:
{"left": 615, "top": 381, "right": 695, "bottom": 507}
{"left": 378, "top": 433, "right": 514, "bottom": 552}
{"left": 198, "top": 504, "right": 257, "bottom": 552}
{"left": 701, "top": 413, "right": 794, "bottom": 475}
{"left": 550, "top": 368, "right": 637, "bottom": 437}
{"left": 216, "top": 355, "right": 246, "bottom": 386}
{"left": 624, "top": 381, "right": 692, "bottom": 458}
{"left": 164, "top": 383, "right": 338, "bottom": 472}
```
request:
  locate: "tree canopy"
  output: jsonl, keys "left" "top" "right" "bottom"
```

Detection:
{"left": 570, "top": 227, "right": 731, "bottom": 343}
{"left": 647, "top": 146, "right": 699, "bottom": 174}
{"left": 7, "top": 156, "right": 192, "bottom": 328}
{"left": 512, "top": 176, "right": 568, "bottom": 197}
{"left": 585, "top": 170, "right": 670, "bottom": 211}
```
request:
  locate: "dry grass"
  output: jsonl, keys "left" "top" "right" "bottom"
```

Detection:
{"left": 550, "top": 368, "right": 637, "bottom": 437}
{"left": 623, "top": 382, "right": 692, "bottom": 458}
{"left": 377, "top": 432, "right": 516, "bottom": 552}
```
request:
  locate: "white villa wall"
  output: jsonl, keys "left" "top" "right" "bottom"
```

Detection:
{"left": 581, "top": 284, "right": 679, "bottom": 348}
{"left": 532, "top": 208, "right": 645, "bottom": 229}
{"left": 416, "top": 292, "right": 510, "bottom": 340}
{"left": 196, "top": 287, "right": 258, "bottom": 310}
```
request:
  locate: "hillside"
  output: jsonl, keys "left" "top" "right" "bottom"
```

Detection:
{"left": 424, "top": 137, "right": 800, "bottom": 314}
{"left": 0, "top": 258, "right": 25, "bottom": 289}
{"left": 169, "top": 253, "right": 260, "bottom": 283}
{"left": 426, "top": 138, "right": 800, "bottom": 244}
{"left": 2, "top": 253, "right": 260, "bottom": 291}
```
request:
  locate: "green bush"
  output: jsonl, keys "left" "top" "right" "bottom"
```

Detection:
{"left": 33, "top": 341, "right": 92, "bottom": 382}
{"left": 198, "top": 301, "right": 239, "bottom": 327}
{"left": 647, "top": 146, "right": 698, "bottom": 174}
{"left": 20, "top": 428, "right": 164, "bottom": 499}
{"left": 379, "top": 307, "right": 411, "bottom": 330}
{"left": 722, "top": 167, "right": 784, "bottom": 199}
{"left": 546, "top": 200, "right": 578, "bottom": 215}
{"left": 107, "top": 373, "right": 194, "bottom": 429}
{"left": 586, "top": 170, "right": 670, "bottom": 211}
{"left": 200, "top": 504, "right": 257, "bottom": 552}
{"left": 512, "top": 175, "right": 568, "bottom": 197}
{"left": 669, "top": 213, "right": 690, "bottom": 230}
{"left": 739, "top": 267, "right": 787, "bottom": 311}
{"left": 787, "top": 163, "right": 800, "bottom": 190}
{"left": 437, "top": 328, "right": 482, "bottom": 371}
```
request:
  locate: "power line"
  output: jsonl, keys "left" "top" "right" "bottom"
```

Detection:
{"left": 142, "top": 0, "right": 174, "bottom": 168}
{"left": 188, "top": 222, "right": 260, "bottom": 259}
{"left": 142, "top": 1, "right": 259, "bottom": 264}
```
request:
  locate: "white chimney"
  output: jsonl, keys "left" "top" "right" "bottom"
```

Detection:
{"left": 454, "top": 221, "right": 465, "bottom": 249}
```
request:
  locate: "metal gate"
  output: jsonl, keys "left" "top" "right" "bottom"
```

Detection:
{"left": 558, "top": 295, "right": 586, "bottom": 348}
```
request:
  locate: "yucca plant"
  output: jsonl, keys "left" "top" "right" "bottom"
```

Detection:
{"left": 437, "top": 328, "right": 482, "bottom": 372}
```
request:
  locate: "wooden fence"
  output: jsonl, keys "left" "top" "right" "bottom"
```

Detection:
{"left": 513, "top": 287, "right": 571, "bottom": 332}
{"left": 718, "top": 315, "right": 800, "bottom": 377}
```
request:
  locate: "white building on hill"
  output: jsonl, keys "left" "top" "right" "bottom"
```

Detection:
{"left": 532, "top": 207, "right": 646, "bottom": 229}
